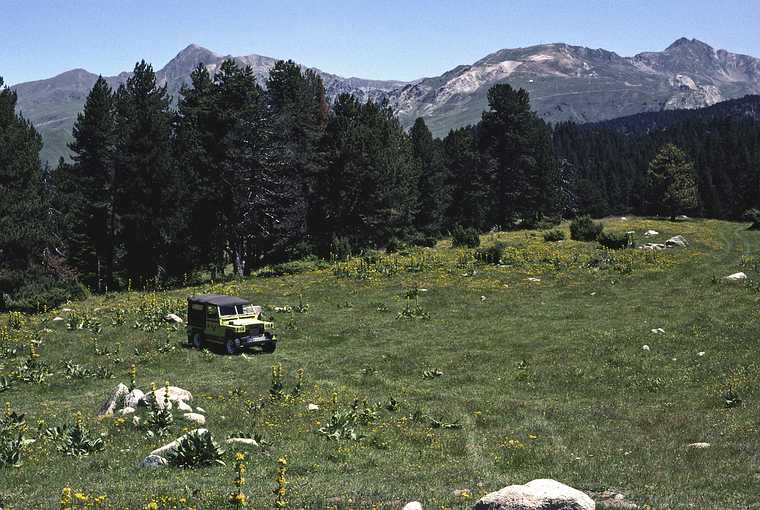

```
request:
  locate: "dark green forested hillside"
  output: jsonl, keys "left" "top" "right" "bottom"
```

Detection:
{"left": 3, "top": 57, "right": 760, "bottom": 310}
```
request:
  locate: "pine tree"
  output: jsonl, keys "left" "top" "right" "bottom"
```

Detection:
{"left": 646, "top": 144, "right": 698, "bottom": 219}
{"left": 0, "top": 77, "right": 65, "bottom": 309}
{"left": 173, "top": 64, "right": 220, "bottom": 277}
{"left": 266, "top": 60, "right": 328, "bottom": 263}
{"left": 315, "top": 95, "right": 418, "bottom": 251}
{"left": 410, "top": 118, "right": 449, "bottom": 234}
{"left": 112, "top": 61, "right": 175, "bottom": 286}
{"left": 63, "top": 77, "right": 117, "bottom": 290}
{"left": 479, "top": 84, "right": 559, "bottom": 227}
{"left": 443, "top": 127, "right": 489, "bottom": 231}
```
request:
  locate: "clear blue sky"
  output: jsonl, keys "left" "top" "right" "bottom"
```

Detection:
{"left": 2, "top": 0, "right": 759, "bottom": 85}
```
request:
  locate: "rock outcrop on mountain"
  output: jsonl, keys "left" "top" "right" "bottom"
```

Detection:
{"left": 11, "top": 38, "right": 760, "bottom": 163}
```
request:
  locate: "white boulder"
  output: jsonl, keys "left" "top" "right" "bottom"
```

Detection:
{"left": 307, "top": 403, "right": 320, "bottom": 411}
{"left": 403, "top": 503, "right": 423, "bottom": 510}
{"left": 183, "top": 412, "right": 206, "bottom": 425}
{"left": 177, "top": 400, "right": 193, "bottom": 412}
{"left": 118, "top": 407, "right": 136, "bottom": 416}
{"left": 688, "top": 442, "right": 711, "bottom": 449}
{"left": 638, "top": 243, "right": 666, "bottom": 251}
{"left": 474, "top": 479, "right": 594, "bottom": 510}
{"left": 164, "top": 313, "right": 183, "bottom": 323}
{"left": 226, "top": 437, "right": 260, "bottom": 447}
{"left": 665, "top": 235, "right": 688, "bottom": 248}
{"left": 150, "top": 429, "right": 208, "bottom": 457}
{"left": 643, "top": 230, "right": 659, "bottom": 237}
{"left": 97, "top": 383, "right": 130, "bottom": 417}
{"left": 642, "top": 345, "right": 650, "bottom": 351}
{"left": 124, "top": 389, "right": 145, "bottom": 409}
{"left": 723, "top": 272, "right": 747, "bottom": 281}
{"left": 195, "top": 406, "right": 206, "bottom": 414}
{"left": 52, "top": 316, "right": 65, "bottom": 322}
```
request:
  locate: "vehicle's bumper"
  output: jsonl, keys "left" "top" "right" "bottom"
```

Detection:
{"left": 239, "top": 333, "right": 275, "bottom": 347}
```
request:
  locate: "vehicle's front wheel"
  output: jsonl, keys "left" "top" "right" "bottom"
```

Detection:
{"left": 261, "top": 341, "right": 276, "bottom": 354}
{"left": 225, "top": 338, "right": 240, "bottom": 355}
{"left": 192, "top": 332, "right": 204, "bottom": 349}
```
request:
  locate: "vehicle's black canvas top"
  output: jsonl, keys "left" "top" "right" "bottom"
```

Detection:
{"left": 188, "top": 294, "right": 249, "bottom": 306}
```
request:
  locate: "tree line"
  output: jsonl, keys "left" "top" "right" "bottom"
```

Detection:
{"left": 2, "top": 56, "right": 757, "bottom": 310}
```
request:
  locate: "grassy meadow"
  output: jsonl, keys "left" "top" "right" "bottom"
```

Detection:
{"left": 1, "top": 217, "right": 760, "bottom": 509}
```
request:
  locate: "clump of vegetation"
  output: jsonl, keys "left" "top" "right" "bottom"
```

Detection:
{"left": 743, "top": 208, "right": 760, "bottom": 230}
{"left": 408, "top": 233, "right": 438, "bottom": 248}
{"left": 167, "top": 430, "right": 225, "bottom": 468}
{"left": 146, "top": 382, "right": 174, "bottom": 436}
{"left": 451, "top": 226, "right": 480, "bottom": 248}
{"left": 598, "top": 231, "right": 633, "bottom": 250}
{"left": 723, "top": 386, "right": 742, "bottom": 408}
{"left": 47, "top": 412, "right": 105, "bottom": 457}
{"left": 0, "top": 403, "right": 27, "bottom": 467}
{"left": 543, "top": 229, "right": 565, "bottom": 242}
{"left": 330, "top": 236, "right": 353, "bottom": 261}
{"left": 475, "top": 242, "right": 506, "bottom": 264}
{"left": 570, "top": 215, "right": 603, "bottom": 241}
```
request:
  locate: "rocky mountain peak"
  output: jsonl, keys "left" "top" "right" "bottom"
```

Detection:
{"left": 665, "top": 37, "right": 714, "bottom": 53}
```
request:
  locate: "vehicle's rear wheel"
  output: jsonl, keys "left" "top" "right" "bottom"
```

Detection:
{"left": 261, "top": 341, "right": 276, "bottom": 354}
{"left": 225, "top": 338, "right": 240, "bottom": 355}
{"left": 192, "top": 332, "right": 204, "bottom": 349}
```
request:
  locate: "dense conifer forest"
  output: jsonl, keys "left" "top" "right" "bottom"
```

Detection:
{"left": 2, "top": 58, "right": 760, "bottom": 310}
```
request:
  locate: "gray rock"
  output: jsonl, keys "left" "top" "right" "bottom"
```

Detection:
{"left": 674, "top": 215, "right": 690, "bottom": 221}
{"left": 665, "top": 235, "right": 688, "bottom": 248}
{"left": 97, "top": 383, "right": 130, "bottom": 417}
{"left": 118, "top": 406, "right": 136, "bottom": 416}
{"left": 139, "top": 454, "right": 168, "bottom": 468}
{"left": 403, "top": 503, "right": 423, "bottom": 510}
{"left": 474, "top": 479, "right": 595, "bottom": 510}
{"left": 183, "top": 412, "right": 206, "bottom": 425}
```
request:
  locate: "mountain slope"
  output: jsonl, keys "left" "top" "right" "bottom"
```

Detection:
{"left": 387, "top": 39, "right": 760, "bottom": 137}
{"left": 12, "top": 44, "right": 405, "bottom": 164}
{"left": 12, "top": 38, "right": 760, "bottom": 162}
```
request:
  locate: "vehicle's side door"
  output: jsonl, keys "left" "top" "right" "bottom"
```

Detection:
{"left": 205, "top": 305, "right": 225, "bottom": 341}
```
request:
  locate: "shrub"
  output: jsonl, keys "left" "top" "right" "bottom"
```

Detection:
{"left": 451, "top": 226, "right": 480, "bottom": 248}
{"left": 598, "top": 231, "right": 632, "bottom": 250}
{"left": 570, "top": 215, "right": 603, "bottom": 241}
{"left": 330, "top": 236, "right": 352, "bottom": 260}
{"left": 408, "top": 233, "right": 438, "bottom": 248}
{"left": 475, "top": 242, "right": 506, "bottom": 264}
{"left": 743, "top": 209, "right": 760, "bottom": 230}
{"left": 385, "top": 237, "right": 404, "bottom": 254}
{"left": 167, "top": 430, "right": 225, "bottom": 468}
{"left": 543, "top": 229, "right": 565, "bottom": 242}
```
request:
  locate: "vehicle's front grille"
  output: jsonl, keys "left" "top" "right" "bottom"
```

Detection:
{"left": 248, "top": 324, "right": 263, "bottom": 336}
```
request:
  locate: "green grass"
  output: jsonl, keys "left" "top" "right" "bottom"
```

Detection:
{"left": 2, "top": 218, "right": 760, "bottom": 509}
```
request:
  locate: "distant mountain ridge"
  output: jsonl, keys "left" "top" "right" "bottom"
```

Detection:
{"left": 11, "top": 38, "right": 760, "bottom": 163}
{"left": 11, "top": 44, "right": 405, "bottom": 164}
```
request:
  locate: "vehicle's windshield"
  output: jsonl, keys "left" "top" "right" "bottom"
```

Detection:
{"left": 219, "top": 304, "right": 255, "bottom": 316}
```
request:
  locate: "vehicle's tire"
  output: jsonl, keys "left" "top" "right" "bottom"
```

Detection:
{"left": 225, "top": 338, "right": 240, "bottom": 355}
{"left": 262, "top": 341, "right": 276, "bottom": 354}
{"left": 192, "top": 332, "right": 204, "bottom": 349}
